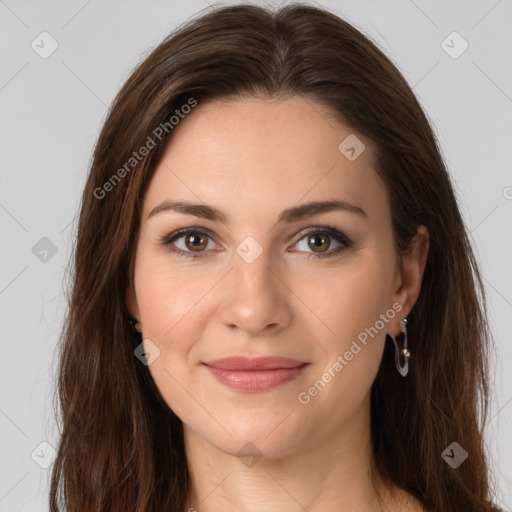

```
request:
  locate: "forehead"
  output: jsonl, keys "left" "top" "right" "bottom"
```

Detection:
{"left": 142, "top": 95, "right": 388, "bottom": 227}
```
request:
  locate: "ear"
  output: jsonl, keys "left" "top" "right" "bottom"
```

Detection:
{"left": 389, "top": 225, "right": 429, "bottom": 336}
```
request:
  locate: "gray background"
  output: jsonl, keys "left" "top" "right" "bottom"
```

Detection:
{"left": 1, "top": 0, "right": 511, "bottom": 510}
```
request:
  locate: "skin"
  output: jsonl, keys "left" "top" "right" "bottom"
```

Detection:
{"left": 126, "top": 95, "right": 429, "bottom": 512}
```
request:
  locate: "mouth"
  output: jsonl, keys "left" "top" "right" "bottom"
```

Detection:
{"left": 202, "top": 356, "right": 309, "bottom": 392}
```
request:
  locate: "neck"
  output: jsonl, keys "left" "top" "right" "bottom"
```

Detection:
{"left": 181, "top": 395, "right": 410, "bottom": 512}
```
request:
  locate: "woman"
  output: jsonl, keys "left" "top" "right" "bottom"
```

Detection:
{"left": 49, "top": 3, "right": 503, "bottom": 511}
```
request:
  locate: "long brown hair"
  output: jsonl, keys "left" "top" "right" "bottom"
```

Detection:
{"left": 49, "top": 3, "right": 499, "bottom": 511}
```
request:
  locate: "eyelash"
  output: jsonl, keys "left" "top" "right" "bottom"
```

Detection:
{"left": 159, "top": 226, "right": 353, "bottom": 260}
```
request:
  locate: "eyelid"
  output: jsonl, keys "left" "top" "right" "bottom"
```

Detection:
{"left": 292, "top": 225, "right": 352, "bottom": 245}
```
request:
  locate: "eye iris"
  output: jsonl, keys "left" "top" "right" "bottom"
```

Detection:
{"left": 308, "top": 233, "right": 329, "bottom": 252}
{"left": 185, "top": 233, "right": 208, "bottom": 252}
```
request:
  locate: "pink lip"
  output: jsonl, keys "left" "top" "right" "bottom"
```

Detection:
{"left": 203, "top": 356, "right": 306, "bottom": 370}
{"left": 202, "top": 356, "right": 309, "bottom": 392}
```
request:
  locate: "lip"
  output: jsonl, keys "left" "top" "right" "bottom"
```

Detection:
{"left": 203, "top": 356, "right": 306, "bottom": 370}
{"left": 202, "top": 356, "right": 309, "bottom": 392}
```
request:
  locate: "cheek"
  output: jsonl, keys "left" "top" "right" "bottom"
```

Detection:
{"left": 292, "top": 254, "right": 394, "bottom": 402}
{"left": 133, "top": 249, "right": 229, "bottom": 402}
{"left": 133, "top": 252, "right": 212, "bottom": 417}
{"left": 134, "top": 247, "right": 206, "bottom": 341}
{"left": 296, "top": 254, "right": 393, "bottom": 343}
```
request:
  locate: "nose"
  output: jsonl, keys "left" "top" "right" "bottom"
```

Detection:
{"left": 217, "top": 248, "right": 292, "bottom": 336}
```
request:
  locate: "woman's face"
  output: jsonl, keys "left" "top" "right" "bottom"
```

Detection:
{"left": 127, "top": 95, "right": 415, "bottom": 458}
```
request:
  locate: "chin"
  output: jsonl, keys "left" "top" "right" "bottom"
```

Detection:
{"left": 189, "top": 413, "right": 308, "bottom": 462}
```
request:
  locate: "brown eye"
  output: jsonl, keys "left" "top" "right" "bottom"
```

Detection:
{"left": 307, "top": 233, "right": 330, "bottom": 253}
{"left": 162, "top": 226, "right": 353, "bottom": 261}
{"left": 184, "top": 233, "right": 209, "bottom": 252}
{"left": 162, "top": 228, "right": 217, "bottom": 259}
{"left": 293, "top": 227, "right": 353, "bottom": 259}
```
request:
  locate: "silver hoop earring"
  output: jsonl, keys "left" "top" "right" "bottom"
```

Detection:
{"left": 388, "top": 318, "right": 410, "bottom": 377}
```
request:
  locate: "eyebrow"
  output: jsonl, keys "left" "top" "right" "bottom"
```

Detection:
{"left": 147, "top": 199, "right": 367, "bottom": 223}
